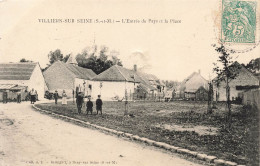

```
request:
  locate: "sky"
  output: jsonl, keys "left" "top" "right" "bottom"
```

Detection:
{"left": 0, "top": 0, "right": 259, "bottom": 81}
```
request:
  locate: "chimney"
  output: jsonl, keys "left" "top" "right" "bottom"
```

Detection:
{"left": 134, "top": 64, "right": 137, "bottom": 72}
{"left": 198, "top": 69, "right": 201, "bottom": 74}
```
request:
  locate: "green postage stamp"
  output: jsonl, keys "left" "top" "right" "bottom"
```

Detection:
{"left": 221, "top": 0, "right": 257, "bottom": 43}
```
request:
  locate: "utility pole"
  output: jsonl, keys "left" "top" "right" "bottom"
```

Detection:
{"left": 72, "top": 89, "right": 75, "bottom": 104}
{"left": 124, "top": 81, "right": 128, "bottom": 116}
{"left": 207, "top": 81, "right": 213, "bottom": 114}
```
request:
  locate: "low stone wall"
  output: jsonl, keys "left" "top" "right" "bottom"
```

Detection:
{"left": 242, "top": 89, "right": 260, "bottom": 110}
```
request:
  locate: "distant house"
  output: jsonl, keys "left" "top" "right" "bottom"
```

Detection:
{"left": 134, "top": 66, "right": 165, "bottom": 100}
{"left": 177, "top": 70, "right": 208, "bottom": 100}
{"left": 43, "top": 58, "right": 96, "bottom": 98}
{"left": 0, "top": 62, "right": 46, "bottom": 100}
{"left": 134, "top": 80, "right": 157, "bottom": 100}
{"left": 164, "top": 89, "right": 175, "bottom": 102}
{"left": 195, "top": 86, "right": 208, "bottom": 101}
{"left": 213, "top": 62, "right": 259, "bottom": 101}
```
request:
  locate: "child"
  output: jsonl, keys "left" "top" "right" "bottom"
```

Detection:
{"left": 86, "top": 97, "right": 93, "bottom": 115}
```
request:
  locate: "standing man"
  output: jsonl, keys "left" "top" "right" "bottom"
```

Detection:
{"left": 76, "top": 92, "right": 84, "bottom": 114}
{"left": 54, "top": 90, "right": 59, "bottom": 104}
{"left": 3, "top": 90, "right": 7, "bottom": 104}
{"left": 96, "top": 95, "right": 103, "bottom": 115}
{"left": 17, "top": 91, "right": 21, "bottom": 103}
{"left": 86, "top": 97, "right": 93, "bottom": 115}
{"left": 30, "top": 88, "right": 36, "bottom": 104}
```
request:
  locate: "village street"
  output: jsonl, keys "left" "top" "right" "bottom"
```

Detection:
{"left": 0, "top": 102, "right": 204, "bottom": 166}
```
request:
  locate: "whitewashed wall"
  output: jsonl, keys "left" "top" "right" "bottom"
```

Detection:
{"left": 28, "top": 64, "right": 45, "bottom": 100}
{"left": 74, "top": 78, "right": 92, "bottom": 97}
{"left": 90, "top": 81, "right": 136, "bottom": 101}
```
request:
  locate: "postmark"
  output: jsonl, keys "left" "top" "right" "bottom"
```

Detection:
{"left": 221, "top": 0, "right": 257, "bottom": 44}
{"left": 214, "top": 0, "right": 260, "bottom": 53}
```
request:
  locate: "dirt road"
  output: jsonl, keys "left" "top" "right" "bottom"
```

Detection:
{"left": 0, "top": 102, "right": 204, "bottom": 166}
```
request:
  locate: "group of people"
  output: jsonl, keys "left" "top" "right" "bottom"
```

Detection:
{"left": 53, "top": 90, "right": 103, "bottom": 115}
{"left": 53, "top": 90, "right": 67, "bottom": 105}
{"left": 2, "top": 88, "right": 37, "bottom": 104}
{"left": 76, "top": 93, "right": 103, "bottom": 115}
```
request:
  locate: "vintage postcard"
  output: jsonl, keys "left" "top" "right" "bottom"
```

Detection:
{"left": 0, "top": 0, "right": 259, "bottom": 166}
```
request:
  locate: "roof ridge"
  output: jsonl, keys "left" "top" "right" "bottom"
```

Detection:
{"left": 240, "top": 64, "right": 259, "bottom": 80}
{"left": 0, "top": 62, "right": 37, "bottom": 64}
{"left": 57, "top": 61, "right": 77, "bottom": 78}
{"left": 115, "top": 65, "right": 128, "bottom": 81}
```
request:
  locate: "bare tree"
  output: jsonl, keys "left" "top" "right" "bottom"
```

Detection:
{"left": 213, "top": 45, "right": 240, "bottom": 128}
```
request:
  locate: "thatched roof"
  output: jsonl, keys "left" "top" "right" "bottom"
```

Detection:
{"left": 0, "top": 63, "right": 37, "bottom": 80}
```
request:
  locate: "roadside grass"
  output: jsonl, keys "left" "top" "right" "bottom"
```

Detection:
{"left": 36, "top": 101, "right": 259, "bottom": 165}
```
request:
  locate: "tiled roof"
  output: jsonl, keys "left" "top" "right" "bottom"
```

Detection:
{"left": 92, "top": 65, "right": 160, "bottom": 92}
{"left": 92, "top": 65, "right": 140, "bottom": 82}
{"left": 136, "top": 71, "right": 159, "bottom": 81}
{"left": 0, "top": 63, "right": 37, "bottom": 80}
{"left": 62, "top": 62, "right": 96, "bottom": 80}
{"left": 213, "top": 61, "right": 259, "bottom": 86}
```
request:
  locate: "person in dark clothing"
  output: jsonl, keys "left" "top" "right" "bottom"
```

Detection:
{"left": 17, "top": 91, "right": 21, "bottom": 103}
{"left": 54, "top": 90, "right": 59, "bottom": 104}
{"left": 76, "top": 92, "right": 84, "bottom": 114}
{"left": 86, "top": 98, "right": 93, "bottom": 115}
{"left": 3, "top": 91, "right": 8, "bottom": 104}
{"left": 35, "top": 91, "right": 38, "bottom": 102}
{"left": 96, "top": 95, "right": 103, "bottom": 115}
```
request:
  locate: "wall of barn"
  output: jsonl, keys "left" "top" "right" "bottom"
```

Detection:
{"left": 43, "top": 62, "right": 75, "bottom": 96}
